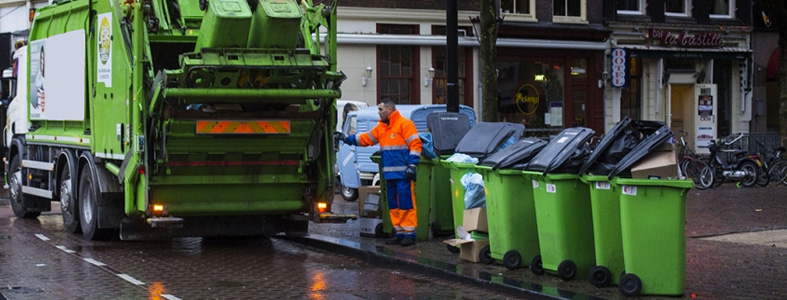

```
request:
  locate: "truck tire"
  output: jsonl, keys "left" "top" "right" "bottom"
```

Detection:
{"left": 8, "top": 155, "right": 41, "bottom": 218}
{"left": 79, "top": 167, "right": 114, "bottom": 240}
{"left": 59, "top": 164, "right": 81, "bottom": 233}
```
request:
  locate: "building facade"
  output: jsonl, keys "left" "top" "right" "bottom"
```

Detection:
{"left": 603, "top": 0, "right": 753, "bottom": 153}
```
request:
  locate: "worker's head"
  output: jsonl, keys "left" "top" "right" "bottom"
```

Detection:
{"left": 377, "top": 99, "right": 396, "bottom": 123}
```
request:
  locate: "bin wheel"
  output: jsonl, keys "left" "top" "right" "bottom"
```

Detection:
{"left": 447, "top": 243, "right": 460, "bottom": 254}
{"left": 619, "top": 273, "right": 642, "bottom": 296}
{"left": 529, "top": 255, "right": 545, "bottom": 275}
{"left": 589, "top": 265, "right": 612, "bottom": 288}
{"left": 557, "top": 260, "right": 577, "bottom": 281}
{"left": 503, "top": 250, "right": 522, "bottom": 270}
{"left": 479, "top": 245, "right": 494, "bottom": 265}
{"left": 374, "top": 223, "right": 385, "bottom": 238}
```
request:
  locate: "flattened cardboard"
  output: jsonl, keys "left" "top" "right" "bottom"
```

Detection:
{"left": 358, "top": 186, "right": 381, "bottom": 218}
{"left": 442, "top": 239, "right": 490, "bottom": 263}
{"left": 463, "top": 207, "right": 488, "bottom": 233}
{"left": 630, "top": 144, "right": 678, "bottom": 179}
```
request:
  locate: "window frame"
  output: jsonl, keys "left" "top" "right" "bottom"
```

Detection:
{"left": 665, "top": 0, "right": 692, "bottom": 17}
{"left": 709, "top": 0, "right": 734, "bottom": 19}
{"left": 376, "top": 24, "right": 420, "bottom": 104}
{"left": 552, "top": 0, "right": 588, "bottom": 24}
{"left": 500, "top": 0, "right": 537, "bottom": 22}
{"left": 616, "top": 0, "right": 645, "bottom": 15}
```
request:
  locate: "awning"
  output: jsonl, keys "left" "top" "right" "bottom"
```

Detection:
{"left": 330, "top": 34, "right": 607, "bottom": 50}
{"left": 624, "top": 45, "right": 752, "bottom": 60}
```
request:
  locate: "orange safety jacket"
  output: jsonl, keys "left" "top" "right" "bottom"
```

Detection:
{"left": 348, "top": 110, "right": 422, "bottom": 180}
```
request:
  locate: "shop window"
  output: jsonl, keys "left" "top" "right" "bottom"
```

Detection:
{"left": 377, "top": 24, "right": 419, "bottom": 104}
{"left": 621, "top": 57, "right": 642, "bottom": 120}
{"left": 501, "top": 0, "right": 536, "bottom": 21}
{"left": 665, "top": 0, "right": 691, "bottom": 17}
{"left": 709, "top": 0, "right": 734, "bottom": 18}
{"left": 570, "top": 59, "right": 588, "bottom": 79}
{"left": 431, "top": 47, "right": 470, "bottom": 106}
{"left": 616, "top": 0, "right": 644, "bottom": 15}
{"left": 497, "top": 60, "right": 565, "bottom": 129}
{"left": 553, "top": 0, "right": 586, "bottom": 23}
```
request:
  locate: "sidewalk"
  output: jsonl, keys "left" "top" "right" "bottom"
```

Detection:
{"left": 307, "top": 184, "right": 787, "bottom": 299}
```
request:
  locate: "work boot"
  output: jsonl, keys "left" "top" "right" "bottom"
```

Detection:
{"left": 400, "top": 237, "right": 415, "bottom": 247}
{"left": 384, "top": 237, "right": 402, "bottom": 245}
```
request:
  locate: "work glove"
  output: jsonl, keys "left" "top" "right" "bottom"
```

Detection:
{"left": 333, "top": 132, "right": 346, "bottom": 145}
{"left": 404, "top": 164, "right": 417, "bottom": 182}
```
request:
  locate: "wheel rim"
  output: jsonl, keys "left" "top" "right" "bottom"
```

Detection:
{"left": 741, "top": 163, "right": 758, "bottom": 186}
{"left": 341, "top": 186, "right": 354, "bottom": 198}
{"left": 10, "top": 169, "right": 22, "bottom": 203}
{"left": 60, "top": 178, "right": 71, "bottom": 211}
{"left": 82, "top": 181, "right": 94, "bottom": 225}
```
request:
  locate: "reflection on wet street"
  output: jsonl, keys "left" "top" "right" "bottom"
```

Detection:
{"left": 0, "top": 203, "right": 513, "bottom": 299}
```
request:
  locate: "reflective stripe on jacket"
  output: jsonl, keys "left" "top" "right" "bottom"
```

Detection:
{"left": 355, "top": 110, "right": 422, "bottom": 180}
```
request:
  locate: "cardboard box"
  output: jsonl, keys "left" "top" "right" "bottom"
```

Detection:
{"left": 358, "top": 186, "right": 381, "bottom": 218}
{"left": 443, "top": 239, "right": 490, "bottom": 263}
{"left": 630, "top": 143, "right": 678, "bottom": 179}
{"left": 359, "top": 217, "right": 383, "bottom": 237}
{"left": 462, "top": 207, "right": 488, "bottom": 233}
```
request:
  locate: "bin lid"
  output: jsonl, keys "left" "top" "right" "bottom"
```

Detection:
{"left": 479, "top": 138, "right": 547, "bottom": 170}
{"left": 607, "top": 125, "right": 674, "bottom": 179}
{"left": 524, "top": 127, "right": 595, "bottom": 175}
{"left": 454, "top": 122, "right": 524, "bottom": 159}
{"left": 579, "top": 117, "right": 633, "bottom": 175}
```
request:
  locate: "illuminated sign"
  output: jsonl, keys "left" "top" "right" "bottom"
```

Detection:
{"left": 515, "top": 84, "right": 540, "bottom": 115}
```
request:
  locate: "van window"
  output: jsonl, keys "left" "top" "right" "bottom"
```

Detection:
{"left": 346, "top": 115, "right": 358, "bottom": 135}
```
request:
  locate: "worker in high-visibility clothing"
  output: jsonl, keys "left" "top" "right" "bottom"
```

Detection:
{"left": 335, "top": 99, "right": 422, "bottom": 246}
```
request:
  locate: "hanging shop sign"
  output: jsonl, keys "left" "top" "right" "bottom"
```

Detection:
{"left": 649, "top": 28, "right": 724, "bottom": 48}
{"left": 611, "top": 48, "right": 627, "bottom": 88}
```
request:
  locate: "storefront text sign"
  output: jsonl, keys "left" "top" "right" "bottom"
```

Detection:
{"left": 649, "top": 28, "right": 724, "bottom": 48}
{"left": 611, "top": 48, "right": 627, "bottom": 88}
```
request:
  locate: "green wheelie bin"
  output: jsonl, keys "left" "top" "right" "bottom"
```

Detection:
{"left": 424, "top": 157, "right": 454, "bottom": 236}
{"left": 583, "top": 175, "right": 624, "bottom": 287}
{"left": 475, "top": 166, "right": 540, "bottom": 270}
{"left": 528, "top": 172, "right": 595, "bottom": 281}
{"left": 372, "top": 155, "right": 432, "bottom": 241}
{"left": 441, "top": 159, "right": 489, "bottom": 256}
{"left": 614, "top": 178, "right": 694, "bottom": 297}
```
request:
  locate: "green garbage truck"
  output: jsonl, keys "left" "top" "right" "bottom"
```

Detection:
{"left": 3, "top": 0, "right": 348, "bottom": 240}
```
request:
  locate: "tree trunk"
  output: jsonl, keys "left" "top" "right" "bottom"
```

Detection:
{"left": 480, "top": 0, "right": 499, "bottom": 122}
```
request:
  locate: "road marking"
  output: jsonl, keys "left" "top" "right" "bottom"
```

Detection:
{"left": 84, "top": 258, "right": 106, "bottom": 267}
{"left": 56, "top": 245, "right": 76, "bottom": 254}
{"left": 31, "top": 233, "right": 184, "bottom": 299}
{"left": 117, "top": 274, "right": 145, "bottom": 285}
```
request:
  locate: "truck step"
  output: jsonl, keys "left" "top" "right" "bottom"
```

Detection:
{"left": 146, "top": 217, "right": 185, "bottom": 228}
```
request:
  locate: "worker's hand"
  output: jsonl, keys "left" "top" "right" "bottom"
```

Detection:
{"left": 333, "top": 132, "right": 346, "bottom": 145}
{"left": 404, "top": 164, "right": 417, "bottom": 182}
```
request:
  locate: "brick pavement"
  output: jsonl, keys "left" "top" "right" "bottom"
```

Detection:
{"left": 308, "top": 183, "right": 787, "bottom": 299}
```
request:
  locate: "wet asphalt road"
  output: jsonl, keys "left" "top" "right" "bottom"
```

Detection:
{"left": 0, "top": 199, "right": 515, "bottom": 300}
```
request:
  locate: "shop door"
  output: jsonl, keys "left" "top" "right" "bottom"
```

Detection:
{"left": 669, "top": 84, "right": 699, "bottom": 153}
{"left": 568, "top": 85, "right": 587, "bottom": 128}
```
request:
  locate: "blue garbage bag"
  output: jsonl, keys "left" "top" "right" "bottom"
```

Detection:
{"left": 419, "top": 132, "right": 437, "bottom": 159}
{"left": 461, "top": 172, "right": 485, "bottom": 209}
{"left": 445, "top": 153, "right": 479, "bottom": 164}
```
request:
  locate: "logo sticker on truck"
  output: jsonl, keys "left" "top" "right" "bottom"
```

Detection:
{"left": 196, "top": 120, "right": 291, "bottom": 134}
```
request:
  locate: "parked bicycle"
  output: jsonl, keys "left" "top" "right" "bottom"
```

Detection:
{"left": 754, "top": 140, "right": 787, "bottom": 186}
{"left": 677, "top": 130, "right": 713, "bottom": 189}
{"left": 707, "top": 133, "right": 759, "bottom": 188}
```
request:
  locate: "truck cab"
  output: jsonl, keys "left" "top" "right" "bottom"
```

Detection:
{"left": 336, "top": 104, "right": 476, "bottom": 201}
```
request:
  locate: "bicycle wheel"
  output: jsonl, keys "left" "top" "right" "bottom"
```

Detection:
{"left": 684, "top": 159, "right": 712, "bottom": 190}
{"left": 768, "top": 160, "right": 787, "bottom": 185}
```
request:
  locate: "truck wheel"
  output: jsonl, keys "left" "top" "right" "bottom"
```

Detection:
{"left": 79, "top": 168, "right": 113, "bottom": 240}
{"left": 60, "top": 166, "right": 81, "bottom": 233}
{"left": 8, "top": 155, "right": 40, "bottom": 218}
{"left": 340, "top": 184, "right": 358, "bottom": 201}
